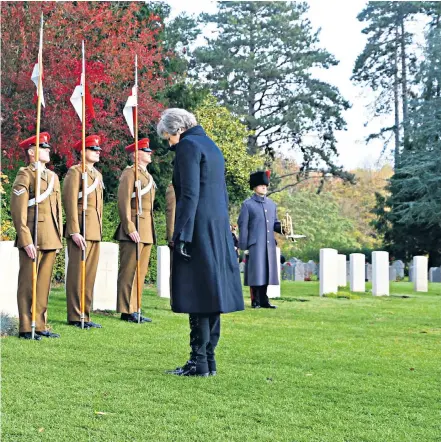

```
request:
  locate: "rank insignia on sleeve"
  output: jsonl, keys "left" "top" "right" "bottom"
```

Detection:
{"left": 13, "top": 188, "right": 26, "bottom": 196}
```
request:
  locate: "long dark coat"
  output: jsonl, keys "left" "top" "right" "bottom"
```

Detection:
{"left": 238, "top": 194, "right": 280, "bottom": 286}
{"left": 171, "top": 125, "right": 244, "bottom": 314}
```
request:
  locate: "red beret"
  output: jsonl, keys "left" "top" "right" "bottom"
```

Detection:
{"left": 125, "top": 138, "right": 152, "bottom": 153}
{"left": 73, "top": 134, "right": 101, "bottom": 152}
{"left": 19, "top": 132, "right": 51, "bottom": 149}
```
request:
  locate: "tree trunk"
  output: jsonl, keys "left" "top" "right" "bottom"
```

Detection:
{"left": 393, "top": 26, "right": 401, "bottom": 167}
{"left": 246, "top": 14, "right": 257, "bottom": 155}
{"left": 400, "top": 15, "right": 409, "bottom": 151}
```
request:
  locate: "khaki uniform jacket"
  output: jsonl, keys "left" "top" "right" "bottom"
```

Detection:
{"left": 10, "top": 165, "right": 63, "bottom": 250}
{"left": 114, "top": 166, "right": 156, "bottom": 244}
{"left": 62, "top": 165, "right": 104, "bottom": 241}
{"left": 165, "top": 183, "right": 176, "bottom": 242}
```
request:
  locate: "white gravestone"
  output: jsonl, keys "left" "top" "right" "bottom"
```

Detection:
{"left": 372, "top": 251, "right": 389, "bottom": 296}
{"left": 0, "top": 241, "right": 19, "bottom": 317}
{"left": 413, "top": 256, "right": 428, "bottom": 292}
{"left": 319, "top": 248, "right": 338, "bottom": 296}
{"left": 389, "top": 267, "right": 397, "bottom": 282}
{"left": 293, "top": 261, "right": 305, "bottom": 281}
{"left": 267, "top": 247, "right": 281, "bottom": 299}
{"left": 365, "top": 263, "right": 372, "bottom": 282}
{"left": 93, "top": 242, "right": 118, "bottom": 310}
{"left": 157, "top": 245, "right": 171, "bottom": 299}
{"left": 65, "top": 242, "right": 118, "bottom": 311}
{"left": 429, "top": 267, "right": 441, "bottom": 283}
{"left": 337, "top": 254, "right": 347, "bottom": 287}
{"left": 391, "top": 260, "right": 405, "bottom": 278}
{"left": 350, "top": 253, "right": 365, "bottom": 293}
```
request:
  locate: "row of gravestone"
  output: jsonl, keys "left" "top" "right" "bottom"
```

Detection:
{"left": 282, "top": 258, "right": 441, "bottom": 283}
{"left": 0, "top": 241, "right": 283, "bottom": 318}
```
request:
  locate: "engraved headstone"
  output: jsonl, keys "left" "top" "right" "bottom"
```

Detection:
{"left": 267, "top": 247, "right": 281, "bottom": 298}
{"left": 372, "top": 251, "right": 389, "bottom": 296}
{"left": 282, "top": 263, "right": 293, "bottom": 280}
{"left": 350, "top": 253, "right": 365, "bottom": 292}
{"left": 293, "top": 261, "right": 305, "bottom": 281}
{"left": 319, "top": 248, "right": 338, "bottom": 296}
{"left": 391, "top": 260, "right": 405, "bottom": 278}
{"left": 157, "top": 245, "right": 171, "bottom": 298}
{"left": 65, "top": 242, "right": 118, "bottom": 311}
{"left": 429, "top": 267, "right": 441, "bottom": 283}
{"left": 389, "top": 267, "right": 397, "bottom": 282}
{"left": 337, "top": 254, "right": 347, "bottom": 287}
{"left": 365, "top": 263, "right": 372, "bottom": 282}
{"left": 413, "top": 256, "right": 428, "bottom": 292}
{"left": 0, "top": 241, "right": 19, "bottom": 317}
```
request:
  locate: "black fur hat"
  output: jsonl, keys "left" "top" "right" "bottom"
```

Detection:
{"left": 249, "top": 170, "right": 270, "bottom": 190}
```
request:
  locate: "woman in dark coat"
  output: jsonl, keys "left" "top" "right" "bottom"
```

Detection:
{"left": 157, "top": 108, "right": 244, "bottom": 377}
{"left": 238, "top": 171, "right": 282, "bottom": 309}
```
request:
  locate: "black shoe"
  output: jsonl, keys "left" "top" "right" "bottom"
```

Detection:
{"left": 132, "top": 312, "right": 152, "bottom": 323}
{"left": 68, "top": 321, "right": 90, "bottom": 329}
{"left": 261, "top": 303, "right": 277, "bottom": 309}
{"left": 121, "top": 313, "right": 152, "bottom": 323}
{"left": 165, "top": 361, "right": 209, "bottom": 377}
{"left": 19, "top": 332, "right": 42, "bottom": 341}
{"left": 36, "top": 330, "right": 60, "bottom": 338}
{"left": 84, "top": 321, "right": 102, "bottom": 328}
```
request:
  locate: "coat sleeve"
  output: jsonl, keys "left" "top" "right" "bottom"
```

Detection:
{"left": 165, "top": 184, "right": 176, "bottom": 242}
{"left": 237, "top": 202, "right": 249, "bottom": 251}
{"left": 10, "top": 169, "right": 33, "bottom": 248}
{"left": 172, "top": 140, "right": 201, "bottom": 243}
{"left": 62, "top": 167, "right": 81, "bottom": 236}
{"left": 117, "top": 169, "right": 136, "bottom": 235}
{"left": 273, "top": 202, "right": 282, "bottom": 234}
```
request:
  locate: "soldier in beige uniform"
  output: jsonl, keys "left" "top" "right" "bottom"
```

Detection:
{"left": 63, "top": 134, "right": 104, "bottom": 329}
{"left": 114, "top": 138, "right": 156, "bottom": 323}
{"left": 11, "top": 132, "right": 63, "bottom": 340}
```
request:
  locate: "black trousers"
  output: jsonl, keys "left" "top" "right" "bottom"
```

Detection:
{"left": 250, "top": 285, "right": 270, "bottom": 307}
{"left": 189, "top": 314, "right": 221, "bottom": 374}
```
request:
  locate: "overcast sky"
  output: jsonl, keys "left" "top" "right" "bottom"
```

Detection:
{"left": 165, "top": 0, "right": 400, "bottom": 170}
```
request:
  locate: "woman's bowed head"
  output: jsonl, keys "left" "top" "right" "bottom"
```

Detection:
{"left": 157, "top": 108, "right": 198, "bottom": 148}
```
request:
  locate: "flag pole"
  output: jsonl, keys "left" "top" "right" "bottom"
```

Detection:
{"left": 80, "top": 40, "right": 87, "bottom": 330}
{"left": 134, "top": 54, "right": 142, "bottom": 324}
{"left": 31, "top": 13, "right": 44, "bottom": 340}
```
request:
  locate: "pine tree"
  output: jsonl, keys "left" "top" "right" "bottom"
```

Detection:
{"left": 192, "top": 1, "right": 349, "bottom": 181}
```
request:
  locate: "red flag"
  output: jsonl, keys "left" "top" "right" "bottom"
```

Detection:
{"left": 84, "top": 82, "right": 95, "bottom": 120}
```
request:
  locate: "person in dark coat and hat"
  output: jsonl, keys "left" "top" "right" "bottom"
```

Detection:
{"left": 238, "top": 171, "right": 283, "bottom": 309}
{"left": 157, "top": 108, "right": 244, "bottom": 377}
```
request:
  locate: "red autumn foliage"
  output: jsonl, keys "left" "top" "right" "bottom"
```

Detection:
{"left": 1, "top": 2, "right": 170, "bottom": 172}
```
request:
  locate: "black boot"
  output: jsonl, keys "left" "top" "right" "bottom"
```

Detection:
{"left": 250, "top": 287, "right": 261, "bottom": 309}
{"left": 259, "top": 285, "right": 278, "bottom": 309}
{"left": 166, "top": 360, "right": 209, "bottom": 377}
{"left": 206, "top": 314, "right": 220, "bottom": 376}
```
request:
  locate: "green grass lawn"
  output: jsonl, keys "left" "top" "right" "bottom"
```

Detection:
{"left": 2, "top": 281, "right": 440, "bottom": 442}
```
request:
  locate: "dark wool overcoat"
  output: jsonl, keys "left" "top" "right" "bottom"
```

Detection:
{"left": 238, "top": 194, "right": 280, "bottom": 286}
{"left": 171, "top": 125, "right": 244, "bottom": 314}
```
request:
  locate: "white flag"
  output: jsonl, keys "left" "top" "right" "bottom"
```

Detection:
{"left": 123, "top": 86, "right": 137, "bottom": 137}
{"left": 70, "top": 83, "right": 84, "bottom": 122}
{"left": 31, "top": 63, "right": 45, "bottom": 107}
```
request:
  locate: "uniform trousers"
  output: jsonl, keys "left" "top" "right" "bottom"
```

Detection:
{"left": 66, "top": 239, "right": 100, "bottom": 322}
{"left": 117, "top": 242, "right": 152, "bottom": 314}
{"left": 17, "top": 249, "right": 56, "bottom": 333}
